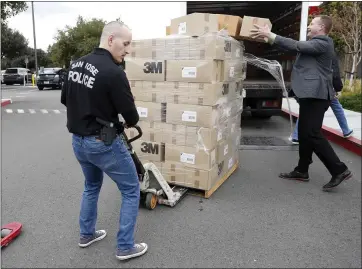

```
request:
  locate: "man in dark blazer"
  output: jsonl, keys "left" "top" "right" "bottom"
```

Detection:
{"left": 250, "top": 15, "right": 352, "bottom": 191}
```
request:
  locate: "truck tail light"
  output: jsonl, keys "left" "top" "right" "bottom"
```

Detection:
{"left": 262, "top": 100, "right": 280, "bottom": 107}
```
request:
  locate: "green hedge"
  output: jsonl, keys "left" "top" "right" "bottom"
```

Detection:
{"left": 339, "top": 92, "right": 361, "bottom": 112}
{"left": 339, "top": 79, "right": 361, "bottom": 112}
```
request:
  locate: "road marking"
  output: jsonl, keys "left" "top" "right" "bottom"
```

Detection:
{"left": 3, "top": 108, "right": 66, "bottom": 114}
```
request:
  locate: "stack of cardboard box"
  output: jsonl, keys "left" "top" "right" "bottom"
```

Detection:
{"left": 124, "top": 24, "right": 246, "bottom": 192}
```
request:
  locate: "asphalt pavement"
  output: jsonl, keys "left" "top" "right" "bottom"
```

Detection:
{"left": 1, "top": 86, "right": 361, "bottom": 268}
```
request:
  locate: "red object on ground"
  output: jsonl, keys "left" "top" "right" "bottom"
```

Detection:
{"left": 1, "top": 222, "right": 22, "bottom": 247}
{"left": 1, "top": 99, "right": 12, "bottom": 107}
{"left": 282, "top": 108, "right": 362, "bottom": 157}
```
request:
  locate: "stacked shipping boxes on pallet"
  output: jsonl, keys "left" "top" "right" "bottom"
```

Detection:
{"left": 124, "top": 13, "right": 247, "bottom": 195}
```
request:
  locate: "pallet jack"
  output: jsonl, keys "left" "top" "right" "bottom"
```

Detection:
{"left": 120, "top": 125, "right": 188, "bottom": 210}
{"left": 1, "top": 222, "right": 22, "bottom": 248}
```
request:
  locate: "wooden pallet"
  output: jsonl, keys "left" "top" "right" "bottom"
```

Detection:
{"left": 186, "top": 161, "right": 239, "bottom": 199}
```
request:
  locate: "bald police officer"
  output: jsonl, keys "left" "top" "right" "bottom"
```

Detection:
{"left": 61, "top": 21, "right": 148, "bottom": 261}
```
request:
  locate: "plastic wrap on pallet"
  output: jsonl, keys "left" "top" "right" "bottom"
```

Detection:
{"left": 123, "top": 31, "right": 243, "bottom": 191}
{"left": 124, "top": 94, "right": 243, "bottom": 170}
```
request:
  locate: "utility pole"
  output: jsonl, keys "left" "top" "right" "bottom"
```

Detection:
{"left": 31, "top": 1, "right": 38, "bottom": 79}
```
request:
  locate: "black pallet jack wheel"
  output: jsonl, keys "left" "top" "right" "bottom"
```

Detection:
{"left": 145, "top": 193, "right": 157, "bottom": 210}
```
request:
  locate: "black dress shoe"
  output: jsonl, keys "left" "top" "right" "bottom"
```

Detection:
{"left": 279, "top": 170, "right": 309, "bottom": 182}
{"left": 323, "top": 169, "right": 352, "bottom": 190}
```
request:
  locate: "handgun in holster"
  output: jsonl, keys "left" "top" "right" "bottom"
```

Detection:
{"left": 96, "top": 117, "right": 120, "bottom": 146}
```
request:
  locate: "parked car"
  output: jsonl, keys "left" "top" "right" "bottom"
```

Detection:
{"left": 3, "top": 67, "right": 32, "bottom": 85}
{"left": 36, "top": 67, "right": 66, "bottom": 90}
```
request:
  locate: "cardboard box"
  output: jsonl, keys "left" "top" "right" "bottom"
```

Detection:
{"left": 130, "top": 38, "right": 165, "bottom": 59}
{"left": 224, "top": 60, "right": 246, "bottom": 82}
{"left": 216, "top": 128, "right": 241, "bottom": 163}
{"left": 170, "top": 13, "right": 242, "bottom": 37}
{"left": 217, "top": 149, "right": 239, "bottom": 179}
{"left": 130, "top": 81, "right": 169, "bottom": 103}
{"left": 165, "top": 144, "right": 216, "bottom": 170}
{"left": 135, "top": 101, "right": 165, "bottom": 122}
{"left": 187, "top": 35, "right": 226, "bottom": 60}
{"left": 125, "top": 59, "right": 166, "bottom": 81}
{"left": 239, "top": 16, "right": 272, "bottom": 43}
{"left": 171, "top": 13, "right": 219, "bottom": 37}
{"left": 131, "top": 81, "right": 231, "bottom": 106}
{"left": 166, "top": 103, "right": 220, "bottom": 128}
{"left": 166, "top": 26, "right": 171, "bottom": 36}
{"left": 132, "top": 139, "right": 165, "bottom": 162}
{"left": 166, "top": 60, "right": 224, "bottom": 83}
{"left": 217, "top": 14, "right": 243, "bottom": 37}
{"left": 162, "top": 161, "right": 220, "bottom": 190}
{"left": 124, "top": 121, "right": 164, "bottom": 143}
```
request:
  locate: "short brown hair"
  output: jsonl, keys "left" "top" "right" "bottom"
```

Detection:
{"left": 316, "top": 15, "right": 333, "bottom": 34}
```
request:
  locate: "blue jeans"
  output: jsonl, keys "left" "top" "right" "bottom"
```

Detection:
{"left": 292, "top": 98, "right": 352, "bottom": 140}
{"left": 72, "top": 134, "right": 140, "bottom": 250}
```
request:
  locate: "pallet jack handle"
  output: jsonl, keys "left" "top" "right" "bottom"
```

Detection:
{"left": 127, "top": 125, "right": 143, "bottom": 144}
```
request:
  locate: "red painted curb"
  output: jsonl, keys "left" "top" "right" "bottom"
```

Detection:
{"left": 282, "top": 108, "right": 362, "bottom": 156}
{"left": 1, "top": 99, "right": 12, "bottom": 107}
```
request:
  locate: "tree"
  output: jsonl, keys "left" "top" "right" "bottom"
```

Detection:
{"left": 320, "top": 1, "right": 362, "bottom": 88}
{"left": 1, "top": 1, "right": 28, "bottom": 22}
{"left": 49, "top": 16, "right": 106, "bottom": 67}
{"left": 1, "top": 23, "right": 29, "bottom": 59}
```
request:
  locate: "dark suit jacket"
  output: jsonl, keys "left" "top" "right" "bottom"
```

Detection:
{"left": 273, "top": 35, "right": 335, "bottom": 100}
{"left": 332, "top": 54, "right": 343, "bottom": 92}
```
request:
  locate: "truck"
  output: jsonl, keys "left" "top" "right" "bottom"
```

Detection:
{"left": 186, "top": 1, "right": 306, "bottom": 119}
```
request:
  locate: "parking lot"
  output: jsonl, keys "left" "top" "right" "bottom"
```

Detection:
{"left": 1, "top": 85, "right": 361, "bottom": 268}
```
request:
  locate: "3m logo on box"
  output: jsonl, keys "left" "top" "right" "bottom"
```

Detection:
{"left": 133, "top": 139, "right": 165, "bottom": 162}
{"left": 143, "top": 62, "right": 163, "bottom": 74}
{"left": 141, "top": 142, "right": 159, "bottom": 155}
{"left": 125, "top": 59, "right": 165, "bottom": 82}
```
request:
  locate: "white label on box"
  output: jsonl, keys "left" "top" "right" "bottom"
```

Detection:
{"left": 180, "top": 152, "right": 195, "bottom": 164}
{"left": 228, "top": 157, "right": 234, "bottom": 169}
{"left": 178, "top": 22, "right": 187, "bottom": 34}
{"left": 182, "top": 67, "right": 197, "bottom": 78}
{"left": 137, "top": 107, "right": 148, "bottom": 118}
{"left": 217, "top": 130, "right": 223, "bottom": 141}
{"left": 182, "top": 111, "right": 197, "bottom": 122}
{"left": 224, "top": 144, "right": 229, "bottom": 156}
{"left": 229, "top": 67, "right": 235, "bottom": 78}
{"left": 236, "top": 48, "right": 240, "bottom": 58}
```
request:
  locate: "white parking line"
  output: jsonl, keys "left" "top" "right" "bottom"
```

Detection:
{"left": 3, "top": 108, "right": 66, "bottom": 114}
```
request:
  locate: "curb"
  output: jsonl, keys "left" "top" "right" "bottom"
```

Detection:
{"left": 282, "top": 108, "right": 362, "bottom": 157}
{"left": 1, "top": 98, "right": 12, "bottom": 107}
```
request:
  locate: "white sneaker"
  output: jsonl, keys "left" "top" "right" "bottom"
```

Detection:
{"left": 116, "top": 243, "right": 148, "bottom": 261}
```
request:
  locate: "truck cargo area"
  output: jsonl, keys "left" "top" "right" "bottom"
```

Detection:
{"left": 187, "top": 1, "right": 302, "bottom": 118}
